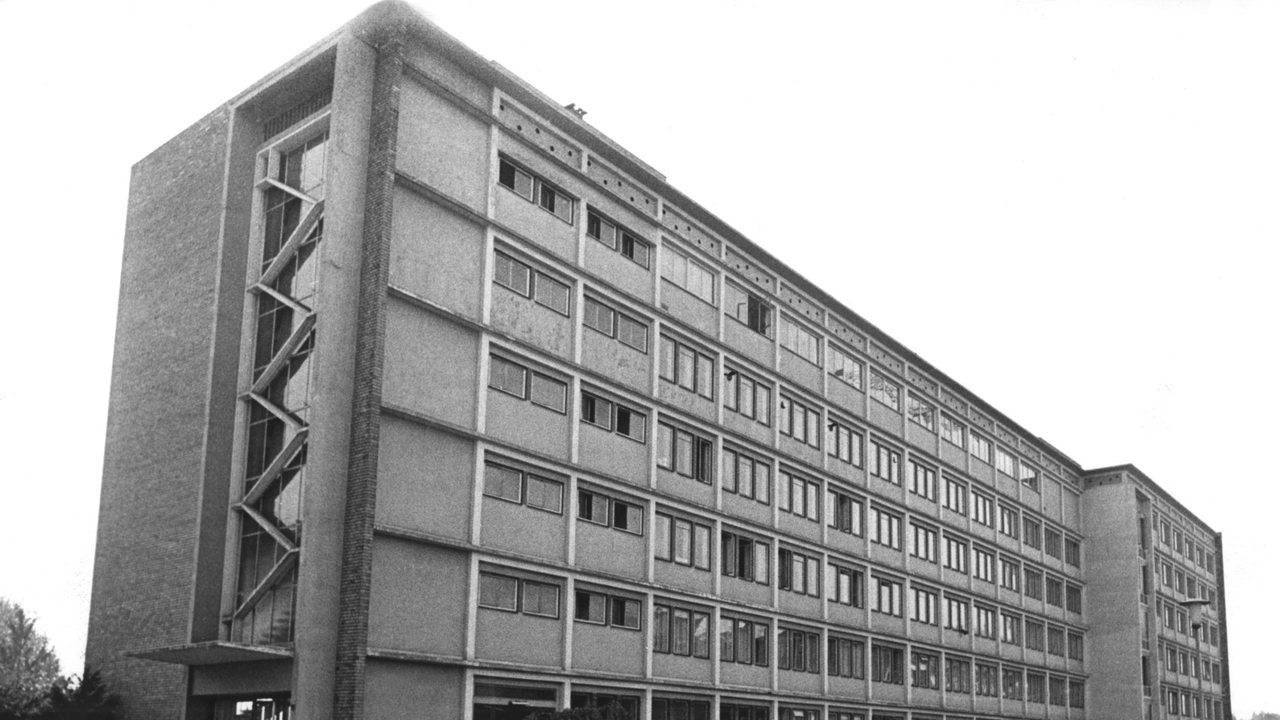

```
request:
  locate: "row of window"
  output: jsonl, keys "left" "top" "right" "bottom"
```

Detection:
{"left": 1164, "top": 687, "right": 1226, "bottom": 720}
{"left": 1159, "top": 558, "right": 1217, "bottom": 606}
{"left": 486, "top": 352, "right": 1078, "bottom": 567}
{"left": 1156, "top": 513, "right": 1216, "bottom": 574}
{"left": 499, "top": 155, "right": 1065, "bottom": 505}
{"left": 1158, "top": 600, "right": 1222, "bottom": 646}
{"left": 1161, "top": 642, "right": 1224, "bottom": 683}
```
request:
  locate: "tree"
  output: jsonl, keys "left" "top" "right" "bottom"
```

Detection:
{"left": 39, "top": 672, "right": 121, "bottom": 720}
{"left": 0, "top": 600, "right": 60, "bottom": 720}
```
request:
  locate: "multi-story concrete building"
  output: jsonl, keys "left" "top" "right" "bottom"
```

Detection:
{"left": 85, "top": 3, "right": 1231, "bottom": 720}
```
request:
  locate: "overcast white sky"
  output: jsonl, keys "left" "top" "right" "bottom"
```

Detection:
{"left": 0, "top": 0, "right": 1276, "bottom": 714}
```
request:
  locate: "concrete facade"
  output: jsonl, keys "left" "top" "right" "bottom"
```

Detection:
{"left": 86, "top": 3, "right": 1230, "bottom": 720}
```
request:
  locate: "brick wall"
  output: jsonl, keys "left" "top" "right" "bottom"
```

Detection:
{"left": 86, "top": 106, "right": 235, "bottom": 719}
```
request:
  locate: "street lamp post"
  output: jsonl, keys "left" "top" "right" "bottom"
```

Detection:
{"left": 1180, "top": 599, "right": 1211, "bottom": 719}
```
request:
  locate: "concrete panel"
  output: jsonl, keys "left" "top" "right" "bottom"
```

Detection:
{"left": 721, "top": 662, "right": 770, "bottom": 690}
{"left": 486, "top": 389, "right": 571, "bottom": 458}
{"left": 722, "top": 412, "right": 772, "bottom": 448}
{"left": 778, "top": 513, "right": 821, "bottom": 545}
{"left": 868, "top": 403, "right": 903, "bottom": 436}
{"left": 653, "top": 562, "right": 715, "bottom": 596}
{"left": 723, "top": 320, "right": 774, "bottom": 370}
{"left": 376, "top": 418, "right": 474, "bottom": 540}
{"left": 720, "top": 491, "right": 772, "bottom": 528}
{"left": 389, "top": 187, "right": 484, "bottom": 319}
{"left": 660, "top": 282, "right": 717, "bottom": 338}
{"left": 572, "top": 622, "right": 644, "bottom": 676}
{"left": 870, "top": 681, "right": 906, "bottom": 704}
{"left": 908, "top": 423, "right": 937, "bottom": 455}
{"left": 480, "top": 495, "right": 568, "bottom": 563}
{"left": 655, "top": 469, "right": 715, "bottom": 508}
{"left": 368, "top": 540, "right": 468, "bottom": 655}
{"left": 475, "top": 608, "right": 564, "bottom": 667}
{"left": 365, "top": 660, "right": 464, "bottom": 720}
{"left": 778, "top": 668, "right": 822, "bottom": 694}
{"left": 779, "top": 352, "right": 822, "bottom": 395}
{"left": 940, "top": 442, "right": 967, "bottom": 472}
{"left": 575, "top": 520, "right": 646, "bottom": 578}
{"left": 400, "top": 43, "right": 491, "bottom": 108}
{"left": 490, "top": 285, "right": 574, "bottom": 360}
{"left": 578, "top": 424, "right": 649, "bottom": 485}
{"left": 778, "top": 436, "right": 822, "bottom": 468}
{"left": 827, "top": 602, "right": 867, "bottom": 630}
{"left": 720, "top": 578, "right": 772, "bottom": 608}
{"left": 657, "top": 382, "right": 718, "bottom": 424}
{"left": 397, "top": 77, "right": 489, "bottom": 212}
{"left": 584, "top": 239, "right": 654, "bottom": 304}
{"left": 581, "top": 328, "right": 651, "bottom": 394}
{"left": 778, "top": 592, "right": 821, "bottom": 619}
{"left": 191, "top": 660, "right": 292, "bottom": 696}
{"left": 827, "top": 674, "right": 868, "bottom": 701}
{"left": 384, "top": 299, "right": 479, "bottom": 427}
{"left": 652, "top": 653, "right": 712, "bottom": 683}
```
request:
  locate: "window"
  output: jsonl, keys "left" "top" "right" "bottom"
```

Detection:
{"left": 586, "top": 207, "right": 650, "bottom": 268}
{"left": 972, "top": 546, "right": 994, "bottom": 583}
{"left": 943, "top": 476, "right": 967, "bottom": 515}
{"left": 973, "top": 605, "right": 995, "bottom": 639}
{"left": 654, "top": 512, "right": 711, "bottom": 569}
{"left": 970, "top": 491, "right": 993, "bottom": 527}
{"left": 1159, "top": 517, "right": 1171, "bottom": 544}
{"left": 1000, "top": 557, "right": 1021, "bottom": 593}
{"left": 911, "top": 651, "right": 940, "bottom": 689}
{"left": 478, "top": 570, "right": 560, "bottom": 618}
{"left": 662, "top": 245, "right": 715, "bottom": 304}
{"left": 1046, "top": 576, "right": 1064, "bottom": 608}
{"left": 911, "top": 587, "right": 938, "bottom": 626}
{"left": 943, "top": 535, "right": 968, "bottom": 573}
{"left": 873, "top": 577, "right": 903, "bottom": 617}
{"left": 996, "top": 448, "right": 1016, "bottom": 476}
{"left": 577, "top": 487, "right": 643, "bottom": 535}
{"left": 657, "top": 422, "right": 713, "bottom": 483}
{"left": 907, "top": 394, "right": 935, "bottom": 431}
{"left": 719, "top": 614, "right": 770, "bottom": 666}
{"left": 722, "top": 446, "right": 771, "bottom": 504}
{"left": 828, "top": 635, "right": 865, "bottom": 678}
{"left": 939, "top": 413, "right": 965, "bottom": 448}
{"left": 721, "top": 529, "right": 771, "bottom": 585}
{"left": 826, "top": 563, "right": 864, "bottom": 607}
{"left": 944, "top": 596, "right": 969, "bottom": 633}
{"left": 871, "top": 645, "right": 904, "bottom": 685}
{"left": 1002, "top": 668, "right": 1024, "bottom": 700}
{"left": 580, "top": 390, "right": 647, "bottom": 442}
{"left": 488, "top": 354, "right": 568, "bottom": 412}
{"left": 1001, "top": 612, "right": 1022, "bottom": 645}
{"left": 478, "top": 571, "right": 519, "bottom": 611}
{"left": 998, "top": 505, "right": 1020, "bottom": 539}
{"left": 1045, "top": 527, "right": 1062, "bottom": 559}
{"left": 828, "top": 346, "right": 864, "bottom": 389}
{"left": 870, "top": 441, "right": 901, "bottom": 485}
{"left": 659, "top": 335, "right": 715, "bottom": 399}
{"left": 779, "top": 316, "right": 821, "bottom": 365}
{"left": 574, "top": 589, "right": 641, "bottom": 629}
{"left": 778, "top": 469, "right": 820, "bottom": 522}
{"left": 870, "top": 506, "right": 902, "bottom": 550}
{"left": 908, "top": 459, "right": 936, "bottom": 501}
{"left": 652, "top": 699, "right": 711, "bottom": 720}
{"left": 483, "top": 461, "right": 564, "bottom": 513}
{"left": 1068, "top": 632, "right": 1084, "bottom": 660}
{"left": 499, "top": 156, "right": 574, "bottom": 223}
{"left": 1020, "top": 462, "right": 1040, "bottom": 491}
{"left": 945, "top": 657, "right": 971, "bottom": 693}
{"left": 974, "top": 663, "right": 999, "bottom": 697}
{"left": 911, "top": 522, "right": 938, "bottom": 563}
{"left": 1027, "top": 673, "right": 1046, "bottom": 703}
{"left": 722, "top": 705, "right": 771, "bottom": 720}
{"left": 1069, "top": 680, "right": 1085, "bottom": 708}
{"left": 1025, "top": 619, "right": 1045, "bottom": 651}
{"left": 1065, "top": 538, "right": 1081, "bottom": 567}
{"left": 1066, "top": 583, "right": 1082, "bottom": 613}
{"left": 724, "top": 367, "right": 771, "bottom": 425}
{"left": 826, "top": 418, "right": 863, "bottom": 467}
{"left": 1025, "top": 568, "right": 1043, "bottom": 600}
{"left": 778, "top": 547, "right": 821, "bottom": 597}
{"left": 868, "top": 370, "right": 900, "bottom": 410}
{"left": 724, "top": 282, "right": 773, "bottom": 336}
{"left": 652, "top": 602, "right": 710, "bottom": 658}
{"left": 779, "top": 394, "right": 822, "bottom": 448}
{"left": 1024, "top": 517, "right": 1042, "bottom": 549}
{"left": 778, "top": 627, "right": 821, "bottom": 673}
{"left": 1047, "top": 626, "right": 1065, "bottom": 656}
{"left": 570, "top": 692, "right": 641, "bottom": 719}
{"left": 970, "top": 433, "right": 992, "bottom": 464}
{"left": 1049, "top": 677, "right": 1067, "bottom": 706}
{"left": 583, "top": 295, "right": 649, "bottom": 352}
{"left": 826, "top": 488, "right": 863, "bottom": 536}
